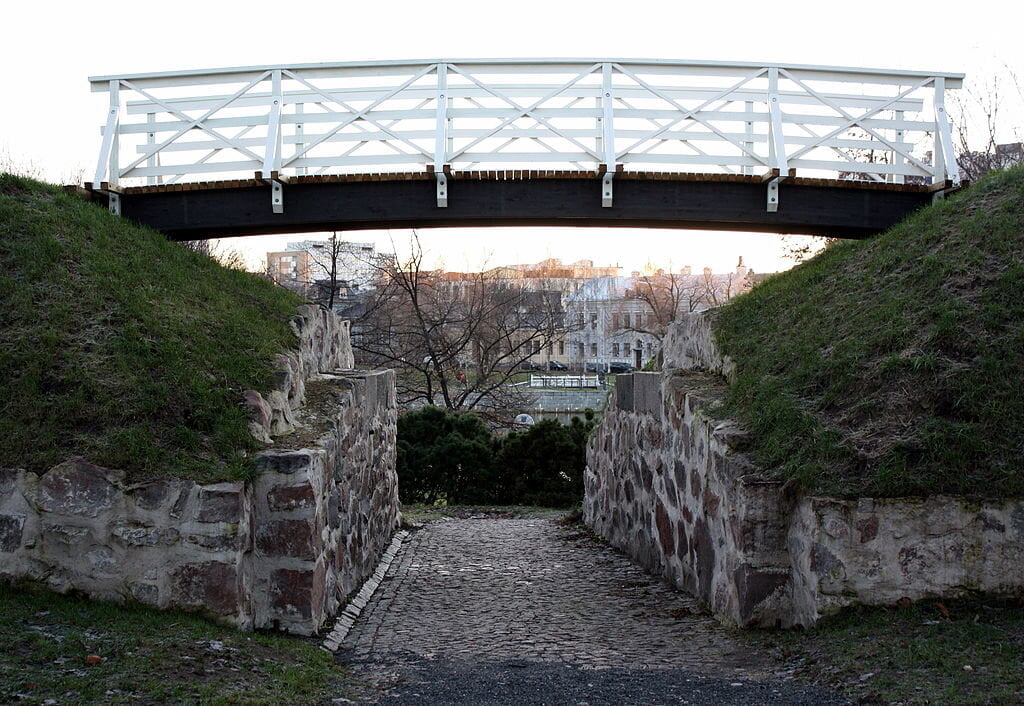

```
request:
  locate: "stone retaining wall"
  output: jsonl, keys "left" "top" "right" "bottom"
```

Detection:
{"left": 251, "top": 370, "right": 398, "bottom": 634}
{"left": 0, "top": 307, "right": 399, "bottom": 635}
{"left": 0, "top": 461, "right": 259, "bottom": 626}
{"left": 584, "top": 311, "right": 1024, "bottom": 627}
{"left": 788, "top": 495, "right": 1024, "bottom": 626}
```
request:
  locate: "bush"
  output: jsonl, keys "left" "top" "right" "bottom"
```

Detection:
{"left": 396, "top": 407, "right": 497, "bottom": 505}
{"left": 396, "top": 407, "right": 596, "bottom": 507}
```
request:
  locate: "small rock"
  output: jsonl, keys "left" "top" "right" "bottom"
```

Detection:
{"left": 963, "top": 664, "right": 974, "bottom": 672}
{"left": 859, "top": 672, "right": 875, "bottom": 682}
{"left": 85, "top": 655, "right": 103, "bottom": 665}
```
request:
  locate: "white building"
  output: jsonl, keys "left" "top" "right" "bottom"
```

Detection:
{"left": 285, "top": 239, "right": 379, "bottom": 289}
{"left": 564, "top": 260, "right": 753, "bottom": 371}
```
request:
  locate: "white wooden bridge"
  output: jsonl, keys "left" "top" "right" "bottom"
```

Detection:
{"left": 86, "top": 59, "right": 963, "bottom": 238}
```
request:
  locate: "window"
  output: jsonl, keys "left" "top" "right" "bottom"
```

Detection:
{"left": 547, "top": 341, "right": 553, "bottom": 354}
{"left": 590, "top": 313, "right": 597, "bottom": 330}
{"left": 577, "top": 312, "right": 585, "bottom": 328}
{"left": 635, "top": 313, "right": 643, "bottom": 327}
{"left": 559, "top": 341, "right": 565, "bottom": 355}
{"left": 612, "top": 313, "right": 620, "bottom": 329}
{"left": 623, "top": 313, "right": 630, "bottom": 328}
{"left": 590, "top": 343, "right": 597, "bottom": 357}
{"left": 612, "top": 343, "right": 619, "bottom": 357}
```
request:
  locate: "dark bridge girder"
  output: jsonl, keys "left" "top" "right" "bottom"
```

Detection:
{"left": 102, "top": 176, "right": 938, "bottom": 241}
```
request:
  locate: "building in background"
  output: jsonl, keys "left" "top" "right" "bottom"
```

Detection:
{"left": 266, "top": 239, "right": 384, "bottom": 310}
{"left": 439, "top": 258, "right": 623, "bottom": 370}
{"left": 565, "top": 258, "right": 754, "bottom": 372}
{"left": 266, "top": 250, "right": 312, "bottom": 296}
{"left": 285, "top": 240, "right": 379, "bottom": 290}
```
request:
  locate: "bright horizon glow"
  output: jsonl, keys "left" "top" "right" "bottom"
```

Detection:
{"left": 3, "top": 0, "right": 1020, "bottom": 276}
{"left": 226, "top": 227, "right": 817, "bottom": 277}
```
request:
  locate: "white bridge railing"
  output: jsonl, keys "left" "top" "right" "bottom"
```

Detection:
{"left": 90, "top": 58, "right": 962, "bottom": 209}
{"left": 530, "top": 374, "right": 601, "bottom": 389}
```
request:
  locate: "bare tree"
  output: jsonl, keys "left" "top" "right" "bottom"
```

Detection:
{"left": 623, "top": 270, "right": 705, "bottom": 342}
{"left": 780, "top": 235, "right": 839, "bottom": 264}
{"left": 620, "top": 266, "right": 753, "bottom": 341}
{"left": 953, "top": 68, "right": 1024, "bottom": 182}
{"left": 0, "top": 148, "right": 45, "bottom": 180}
{"left": 180, "top": 239, "right": 248, "bottom": 270}
{"left": 353, "top": 233, "right": 565, "bottom": 425}
{"left": 697, "top": 268, "right": 749, "bottom": 307}
{"left": 303, "top": 232, "right": 347, "bottom": 311}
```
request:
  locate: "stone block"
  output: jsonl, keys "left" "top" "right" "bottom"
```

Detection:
{"left": 169, "top": 481, "right": 196, "bottom": 518}
{"left": 256, "top": 450, "right": 318, "bottom": 476}
{"left": 711, "top": 421, "right": 752, "bottom": 452}
{"left": 856, "top": 515, "right": 879, "bottom": 543}
{"left": 130, "top": 582, "right": 160, "bottom": 606}
{"left": 256, "top": 519, "right": 319, "bottom": 560}
{"left": 243, "top": 389, "right": 273, "bottom": 443}
{"left": 112, "top": 523, "right": 179, "bottom": 546}
{"left": 633, "top": 372, "right": 662, "bottom": 416}
{"left": 615, "top": 374, "right": 634, "bottom": 412}
{"left": 654, "top": 502, "right": 675, "bottom": 556}
{"left": 42, "top": 523, "right": 89, "bottom": 546}
{"left": 268, "top": 483, "right": 316, "bottom": 512}
{"left": 270, "top": 568, "right": 316, "bottom": 621}
{"left": 186, "top": 532, "right": 242, "bottom": 552}
{"left": 361, "top": 375, "right": 378, "bottom": 413}
{"left": 130, "top": 480, "right": 173, "bottom": 511}
{"left": 172, "top": 561, "right": 239, "bottom": 616}
{"left": 0, "top": 514, "right": 25, "bottom": 552}
{"left": 35, "top": 458, "right": 120, "bottom": 518}
{"left": 268, "top": 565, "right": 323, "bottom": 627}
{"left": 86, "top": 546, "right": 119, "bottom": 573}
{"left": 327, "top": 491, "right": 342, "bottom": 530}
{"left": 197, "top": 487, "right": 243, "bottom": 523}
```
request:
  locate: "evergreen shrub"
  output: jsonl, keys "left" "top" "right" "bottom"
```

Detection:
{"left": 396, "top": 407, "right": 596, "bottom": 507}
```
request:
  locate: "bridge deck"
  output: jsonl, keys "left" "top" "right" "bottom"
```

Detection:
{"left": 115, "top": 170, "right": 931, "bottom": 194}
{"left": 88, "top": 171, "right": 942, "bottom": 241}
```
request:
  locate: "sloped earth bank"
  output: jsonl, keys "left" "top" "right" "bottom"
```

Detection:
{"left": 336, "top": 514, "right": 844, "bottom": 704}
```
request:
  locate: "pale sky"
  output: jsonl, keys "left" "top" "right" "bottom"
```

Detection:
{"left": 3, "top": 0, "right": 1021, "bottom": 275}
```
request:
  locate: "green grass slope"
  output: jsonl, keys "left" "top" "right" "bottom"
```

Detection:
{"left": 715, "top": 166, "right": 1024, "bottom": 498}
{"left": 0, "top": 174, "right": 304, "bottom": 483}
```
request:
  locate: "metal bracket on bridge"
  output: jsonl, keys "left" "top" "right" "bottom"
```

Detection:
{"left": 602, "top": 172, "right": 614, "bottom": 208}
{"left": 271, "top": 180, "right": 284, "bottom": 214}
{"left": 436, "top": 171, "right": 448, "bottom": 208}
{"left": 766, "top": 177, "right": 781, "bottom": 213}
{"left": 107, "top": 191, "right": 121, "bottom": 216}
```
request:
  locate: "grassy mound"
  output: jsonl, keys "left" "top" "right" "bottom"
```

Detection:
{"left": 0, "top": 174, "right": 303, "bottom": 483}
{"left": 715, "top": 166, "right": 1024, "bottom": 497}
{"left": 0, "top": 582, "right": 347, "bottom": 703}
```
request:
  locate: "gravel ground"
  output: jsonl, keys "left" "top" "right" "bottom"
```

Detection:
{"left": 344, "top": 655, "right": 848, "bottom": 705}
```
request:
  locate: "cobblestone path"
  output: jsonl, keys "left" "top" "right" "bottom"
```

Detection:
{"left": 338, "top": 516, "right": 844, "bottom": 704}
